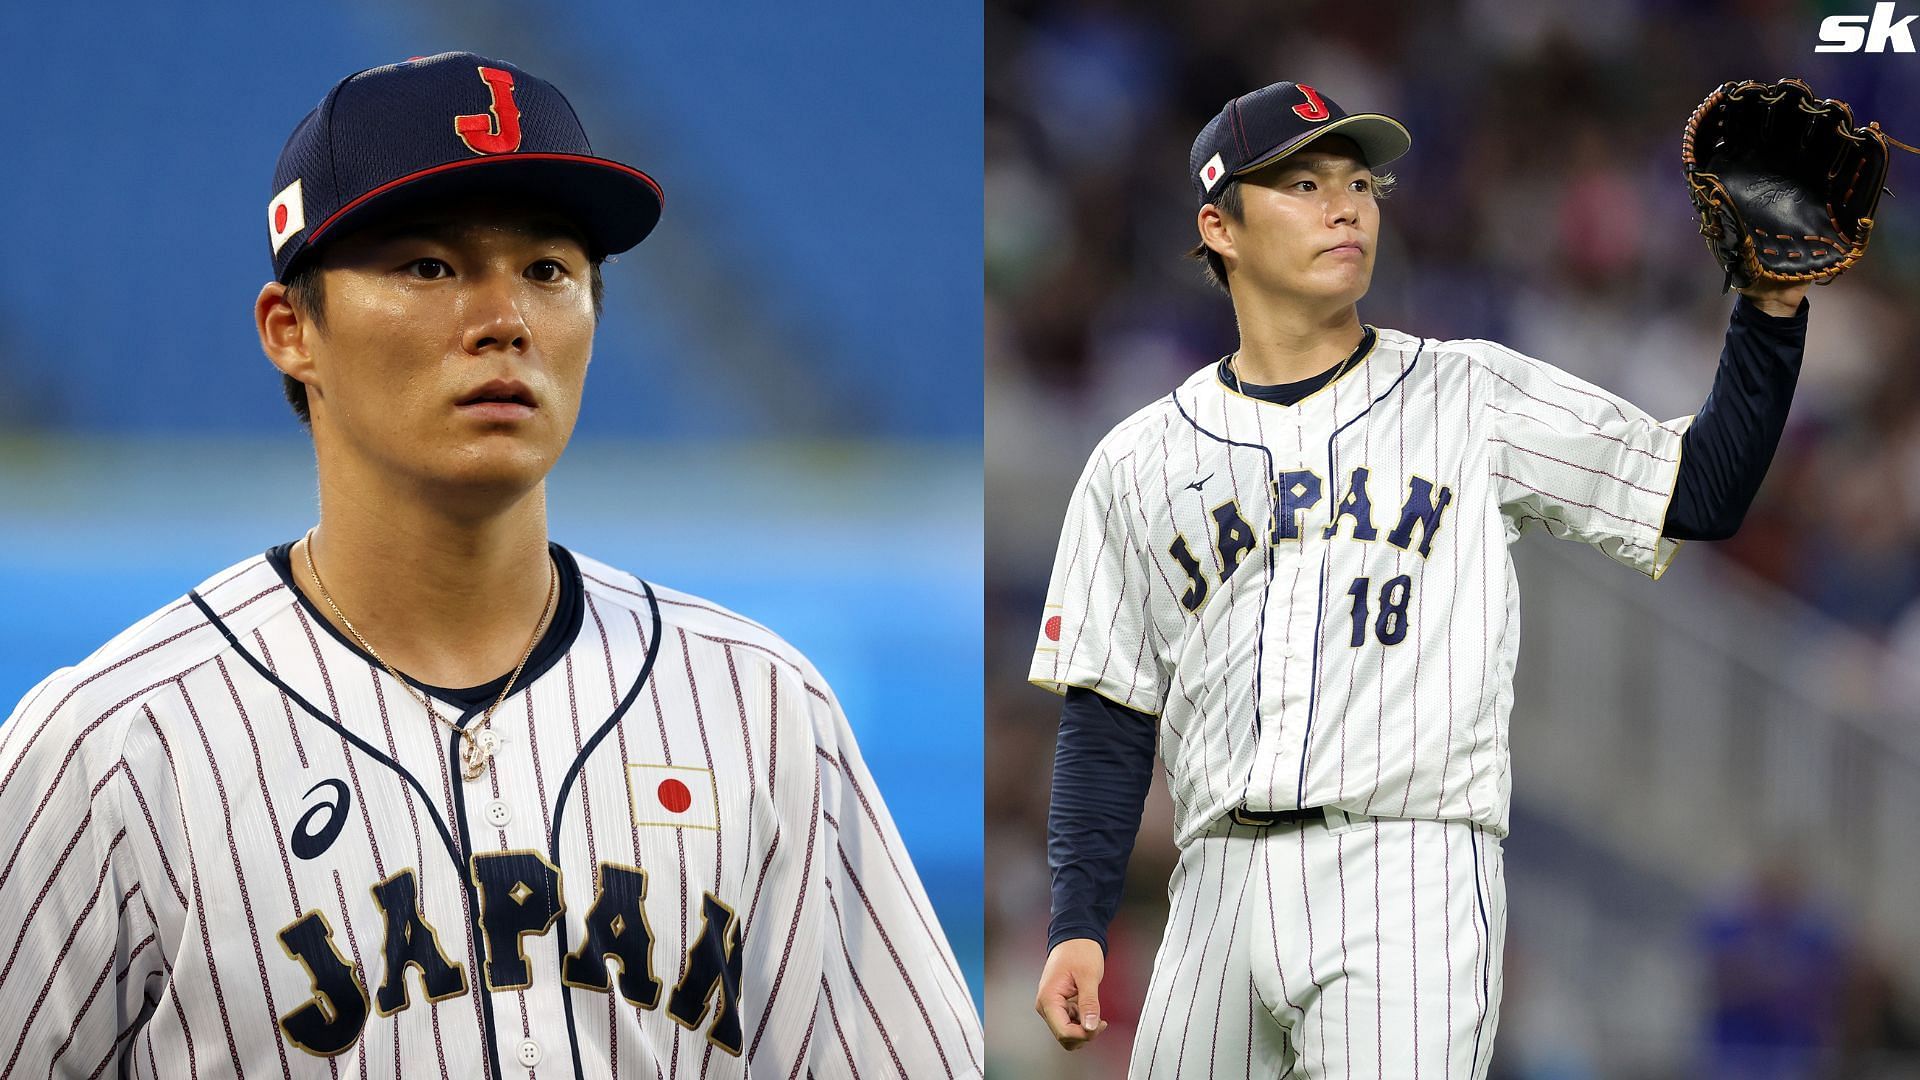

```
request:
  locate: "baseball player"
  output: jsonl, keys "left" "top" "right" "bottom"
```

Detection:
{"left": 0, "top": 53, "right": 980, "bottom": 1078}
{"left": 1030, "top": 81, "right": 1820, "bottom": 1076}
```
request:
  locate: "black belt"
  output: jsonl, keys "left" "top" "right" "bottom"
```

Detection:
{"left": 1230, "top": 804, "right": 1324, "bottom": 827}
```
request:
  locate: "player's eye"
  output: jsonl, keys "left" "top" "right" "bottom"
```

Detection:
{"left": 526, "top": 259, "right": 567, "bottom": 283}
{"left": 407, "top": 258, "right": 453, "bottom": 280}
{"left": 1352, "top": 178, "right": 1374, "bottom": 194}
{"left": 1293, "top": 179, "right": 1317, "bottom": 192}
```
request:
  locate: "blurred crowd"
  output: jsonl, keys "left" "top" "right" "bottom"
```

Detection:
{"left": 988, "top": 0, "right": 1920, "bottom": 629}
{"left": 985, "top": 0, "right": 1920, "bottom": 1075}
{"left": 1697, "top": 861, "right": 1920, "bottom": 1079}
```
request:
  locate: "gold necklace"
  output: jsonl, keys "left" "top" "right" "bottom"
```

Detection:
{"left": 300, "top": 527, "right": 558, "bottom": 781}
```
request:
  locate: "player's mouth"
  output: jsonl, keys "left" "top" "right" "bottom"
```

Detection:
{"left": 456, "top": 378, "right": 539, "bottom": 421}
{"left": 1323, "top": 239, "right": 1366, "bottom": 257}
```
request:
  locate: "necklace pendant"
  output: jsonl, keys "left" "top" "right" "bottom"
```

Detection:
{"left": 461, "top": 728, "right": 500, "bottom": 781}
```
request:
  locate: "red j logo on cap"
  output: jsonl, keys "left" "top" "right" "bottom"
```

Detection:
{"left": 1293, "top": 85, "right": 1331, "bottom": 123}
{"left": 455, "top": 66, "right": 524, "bottom": 155}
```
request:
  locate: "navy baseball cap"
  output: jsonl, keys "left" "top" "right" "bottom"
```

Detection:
{"left": 1190, "top": 81, "right": 1410, "bottom": 206}
{"left": 267, "top": 52, "right": 663, "bottom": 281}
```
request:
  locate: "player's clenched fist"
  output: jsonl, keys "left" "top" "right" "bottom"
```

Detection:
{"left": 1035, "top": 937, "right": 1109, "bottom": 1049}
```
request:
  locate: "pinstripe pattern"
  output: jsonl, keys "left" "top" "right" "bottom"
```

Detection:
{"left": 0, "top": 549, "right": 979, "bottom": 1077}
{"left": 1032, "top": 330, "right": 1687, "bottom": 843}
{"left": 1129, "top": 815, "right": 1506, "bottom": 1079}
{"left": 1036, "top": 329, "right": 1680, "bottom": 1075}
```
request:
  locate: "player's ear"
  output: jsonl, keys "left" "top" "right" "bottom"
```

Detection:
{"left": 256, "top": 281, "right": 318, "bottom": 390}
{"left": 1197, "top": 204, "right": 1235, "bottom": 263}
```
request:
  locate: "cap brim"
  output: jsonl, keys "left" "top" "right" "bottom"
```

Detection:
{"left": 1235, "top": 114, "right": 1412, "bottom": 177}
{"left": 290, "top": 154, "right": 663, "bottom": 278}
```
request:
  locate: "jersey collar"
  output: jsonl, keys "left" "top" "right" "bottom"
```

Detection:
{"left": 1216, "top": 325, "right": 1380, "bottom": 406}
{"left": 261, "top": 540, "right": 587, "bottom": 713}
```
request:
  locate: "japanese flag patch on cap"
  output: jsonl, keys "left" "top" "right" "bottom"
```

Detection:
{"left": 628, "top": 764, "right": 719, "bottom": 830}
{"left": 1199, "top": 152, "right": 1227, "bottom": 192}
{"left": 268, "top": 179, "right": 306, "bottom": 255}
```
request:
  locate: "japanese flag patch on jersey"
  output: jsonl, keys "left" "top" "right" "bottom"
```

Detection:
{"left": 628, "top": 764, "right": 720, "bottom": 830}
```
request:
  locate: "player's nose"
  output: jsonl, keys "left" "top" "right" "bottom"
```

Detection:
{"left": 461, "top": 272, "right": 532, "bottom": 356}
{"left": 1326, "top": 188, "right": 1361, "bottom": 227}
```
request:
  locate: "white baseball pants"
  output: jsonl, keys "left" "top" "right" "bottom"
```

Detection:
{"left": 1129, "top": 810, "right": 1506, "bottom": 1079}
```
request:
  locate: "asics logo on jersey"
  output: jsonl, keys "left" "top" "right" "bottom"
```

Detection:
{"left": 290, "top": 778, "right": 351, "bottom": 860}
{"left": 1169, "top": 466, "right": 1456, "bottom": 612}
{"left": 277, "top": 855, "right": 746, "bottom": 1057}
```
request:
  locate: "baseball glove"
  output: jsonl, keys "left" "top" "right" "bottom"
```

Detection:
{"left": 1682, "top": 77, "right": 1916, "bottom": 292}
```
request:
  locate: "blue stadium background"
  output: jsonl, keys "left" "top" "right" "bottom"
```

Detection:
{"left": 0, "top": 0, "right": 982, "bottom": 1012}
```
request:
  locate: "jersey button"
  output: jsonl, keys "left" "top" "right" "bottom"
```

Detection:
{"left": 516, "top": 1039, "right": 541, "bottom": 1067}
{"left": 485, "top": 800, "right": 512, "bottom": 827}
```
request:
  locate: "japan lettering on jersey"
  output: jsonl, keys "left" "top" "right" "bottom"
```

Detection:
{"left": 1032, "top": 329, "right": 1686, "bottom": 845}
{"left": 0, "top": 551, "right": 981, "bottom": 1077}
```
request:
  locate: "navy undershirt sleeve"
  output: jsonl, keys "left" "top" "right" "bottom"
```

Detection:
{"left": 1663, "top": 295, "right": 1809, "bottom": 541}
{"left": 1047, "top": 687, "right": 1158, "bottom": 953}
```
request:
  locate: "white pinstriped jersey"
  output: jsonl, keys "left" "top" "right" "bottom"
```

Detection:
{"left": 1032, "top": 327, "right": 1688, "bottom": 845}
{"left": 0, "top": 549, "right": 980, "bottom": 1078}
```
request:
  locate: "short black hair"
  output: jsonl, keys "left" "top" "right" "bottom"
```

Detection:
{"left": 1185, "top": 168, "right": 1397, "bottom": 295}
{"left": 278, "top": 256, "right": 606, "bottom": 426}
